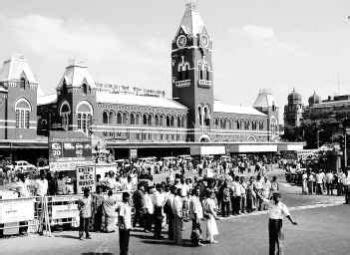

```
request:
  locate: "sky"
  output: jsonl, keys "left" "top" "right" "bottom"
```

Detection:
{"left": 1, "top": 0, "right": 350, "bottom": 116}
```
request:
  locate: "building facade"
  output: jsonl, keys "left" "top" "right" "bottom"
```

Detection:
{"left": 283, "top": 89, "right": 304, "bottom": 141}
{"left": 0, "top": 2, "right": 285, "bottom": 160}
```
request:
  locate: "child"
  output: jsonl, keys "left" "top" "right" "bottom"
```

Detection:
{"left": 78, "top": 188, "right": 93, "bottom": 240}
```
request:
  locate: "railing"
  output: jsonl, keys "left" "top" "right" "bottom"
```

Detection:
{"left": 174, "top": 80, "right": 191, "bottom": 88}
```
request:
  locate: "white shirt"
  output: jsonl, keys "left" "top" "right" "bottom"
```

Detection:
{"left": 119, "top": 202, "right": 132, "bottom": 230}
{"left": 144, "top": 193, "right": 154, "bottom": 214}
{"left": 189, "top": 196, "right": 203, "bottom": 220}
{"left": 231, "top": 181, "right": 242, "bottom": 196}
{"left": 264, "top": 200, "right": 290, "bottom": 220}
{"left": 172, "top": 195, "right": 183, "bottom": 217}
{"left": 152, "top": 190, "right": 165, "bottom": 207}
{"left": 36, "top": 179, "right": 48, "bottom": 196}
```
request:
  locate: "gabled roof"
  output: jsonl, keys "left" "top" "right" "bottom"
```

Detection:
{"left": 96, "top": 91, "right": 187, "bottom": 110}
{"left": 0, "top": 55, "right": 38, "bottom": 83}
{"left": 176, "top": 1, "right": 207, "bottom": 36}
{"left": 57, "top": 60, "right": 96, "bottom": 89}
{"left": 253, "top": 89, "right": 278, "bottom": 109}
{"left": 214, "top": 100, "right": 266, "bottom": 116}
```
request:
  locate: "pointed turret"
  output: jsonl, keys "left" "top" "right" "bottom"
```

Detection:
{"left": 176, "top": 0, "right": 207, "bottom": 36}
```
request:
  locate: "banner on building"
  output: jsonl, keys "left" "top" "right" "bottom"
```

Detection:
{"left": 76, "top": 165, "right": 96, "bottom": 194}
{"left": 0, "top": 198, "right": 35, "bottom": 224}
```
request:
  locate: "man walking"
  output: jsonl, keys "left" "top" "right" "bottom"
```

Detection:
{"left": 260, "top": 192, "right": 298, "bottom": 255}
{"left": 118, "top": 192, "right": 132, "bottom": 255}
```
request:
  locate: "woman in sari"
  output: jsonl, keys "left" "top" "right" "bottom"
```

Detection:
{"left": 203, "top": 190, "right": 220, "bottom": 244}
{"left": 102, "top": 189, "right": 117, "bottom": 232}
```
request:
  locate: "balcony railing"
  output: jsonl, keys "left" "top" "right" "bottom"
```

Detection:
{"left": 198, "top": 80, "right": 212, "bottom": 88}
{"left": 175, "top": 80, "right": 191, "bottom": 88}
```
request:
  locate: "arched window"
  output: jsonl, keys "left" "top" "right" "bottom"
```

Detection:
{"left": 76, "top": 101, "right": 93, "bottom": 134}
{"left": 177, "top": 116, "right": 181, "bottom": 127}
{"left": 20, "top": 77, "right": 26, "bottom": 89}
{"left": 198, "top": 64, "right": 203, "bottom": 80}
{"left": 236, "top": 120, "right": 240, "bottom": 130}
{"left": 170, "top": 116, "right": 175, "bottom": 127}
{"left": 206, "top": 67, "right": 210, "bottom": 80}
{"left": 148, "top": 115, "right": 152, "bottom": 126}
{"left": 215, "top": 119, "right": 219, "bottom": 128}
{"left": 109, "top": 111, "right": 116, "bottom": 124}
{"left": 166, "top": 116, "right": 170, "bottom": 127}
{"left": 198, "top": 106, "right": 202, "bottom": 126}
{"left": 155, "top": 115, "right": 160, "bottom": 126}
{"left": 103, "top": 111, "right": 109, "bottom": 124}
{"left": 160, "top": 115, "right": 164, "bottom": 126}
{"left": 143, "top": 114, "right": 148, "bottom": 125}
{"left": 181, "top": 116, "right": 186, "bottom": 127}
{"left": 123, "top": 113, "right": 127, "bottom": 124}
{"left": 117, "top": 112, "right": 122, "bottom": 124}
{"left": 82, "top": 83, "right": 88, "bottom": 94}
{"left": 204, "top": 106, "right": 210, "bottom": 126}
{"left": 259, "top": 121, "right": 264, "bottom": 130}
{"left": 130, "top": 113, "right": 135, "bottom": 125}
{"left": 60, "top": 102, "right": 71, "bottom": 130}
{"left": 15, "top": 98, "right": 31, "bottom": 129}
{"left": 135, "top": 114, "right": 140, "bottom": 125}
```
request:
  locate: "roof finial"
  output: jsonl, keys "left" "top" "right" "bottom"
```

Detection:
{"left": 186, "top": 0, "right": 197, "bottom": 10}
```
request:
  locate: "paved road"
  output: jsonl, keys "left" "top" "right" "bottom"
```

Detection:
{"left": 2, "top": 204, "right": 349, "bottom": 255}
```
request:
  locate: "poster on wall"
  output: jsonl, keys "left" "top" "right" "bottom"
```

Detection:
{"left": 76, "top": 165, "right": 96, "bottom": 194}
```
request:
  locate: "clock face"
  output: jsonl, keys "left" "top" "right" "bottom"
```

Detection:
{"left": 200, "top": 35, "right": 209, "bottom": 48}
{"left": 176, "top": 35, "right": 187, "bottom": 48}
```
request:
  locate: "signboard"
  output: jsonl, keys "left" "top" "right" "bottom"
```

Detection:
{"left": 52, "top": 204, "right": 79, "bottom": 220}
{"left": 49, "top": 131, "right": 92, "bottom": 162}
{"left": 0, "top": 198, "right": 35, "bottom": 224}
{"left": 191, "top": 146, "right": 226, "bottom": 156}
{"left": 49, "top": 141, "right": 92, "bottom": 161}
{"left": 50, "top": 161, "right": 94, "bottom": 172}
{"left": 76, "top": 165, "right": 96, "bottom": 194}
{"left": 129, "top": 149, "right": 138, "bottom": 159}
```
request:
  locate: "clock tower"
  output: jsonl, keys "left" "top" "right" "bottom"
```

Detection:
{"left": 172, "top": 0, "right": 214, "bottom": 142}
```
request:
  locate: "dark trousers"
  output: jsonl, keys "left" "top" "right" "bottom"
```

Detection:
{"left": 153, "top": 207, "right": 163, "bottom": 238}
{"left": 345, "top": 186, "right": 349, "bottom": 204}
{"left": 133, "top": 207, "right": 143, "bottom": 228}
{"left": 269, "top": 219, "right": 283, "bottom": 255}
{"left": 167, "top": 214, "right": 174, "bottom": 240}
{"left": 326, "top": 183, "right": 333, "bottom": 195}
{"left": 94, "top": 207, "right": 103, "bottom": 231}
{"left": 241, "top": 195, "right": 246, "bottom": 213}
{"left": 232, "top": 196, "right": 241, "bottom": 215}
{"left": 221, "top": 201, "right": 230, "bottom": 217}
{"left": 119, "top": 228, "right": 130, "bottom": 255}
{"left": 79, "top": 217, "right": 91, "bottom": 238}
{"left": 144, "top": 213, "right": 153, "bottom": 231}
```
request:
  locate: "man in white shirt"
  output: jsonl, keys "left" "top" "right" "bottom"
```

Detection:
{"left": 189, "top": 187, "right": 204, "bottom": 246}
{"left": 143, "top": 188, "right": 154, "bottom": 232}
{"left": 36, "top": 173, "right": 48, "bottom": 197}
{"left": 261, "top": 192, "right": 297, "bottom": 255}
{"left": 231, "top": 176, "right": 242, "bottom": 215}
{"left": 325, "top": 171, "right": 334, "bottom": 196}
{"left": 152, "top": 184, "right": 165, "bottom": 239}
{"left": 172, "top": 189, "right": 184, "bottom": 245}
{"left": 118, "top": 192, "right": 132, "bottom": 255}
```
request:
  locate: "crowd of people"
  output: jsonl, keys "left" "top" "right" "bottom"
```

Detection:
{"left": 285, "top": 160, "right": 349, "bottom": 197}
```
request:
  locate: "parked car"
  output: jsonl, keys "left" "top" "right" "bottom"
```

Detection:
{"left": 13, "top": 160, "right": 37, "bottom": 172}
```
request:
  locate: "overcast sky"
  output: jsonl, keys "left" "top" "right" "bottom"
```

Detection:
{"left": 1, "top": 0, "right": 350, "bottom": 112}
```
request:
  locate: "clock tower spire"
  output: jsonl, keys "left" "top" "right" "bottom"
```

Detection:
{"left": 172, "top": 0, "right": 214, "bottom": 142}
